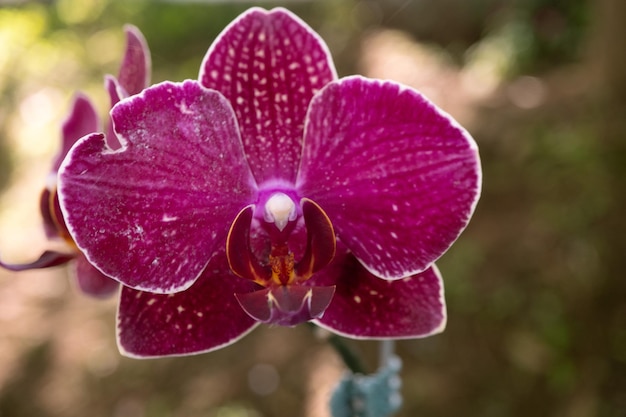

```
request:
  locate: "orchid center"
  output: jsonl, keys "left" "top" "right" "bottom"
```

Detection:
{"left": 226, "top": 197, "right": 338, "bottom": 326}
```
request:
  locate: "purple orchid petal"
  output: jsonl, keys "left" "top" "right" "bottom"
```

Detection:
{"left": 236, "top": 285, "right": 335, "bottom": 326}
{"left": 310, "top": 249, "right": 446, "bottom": 338}
{"left": 104, "top": 26, "right": 151, "bottom": 150}
{"left": 0, "top": 250, "right": 74, "bottom": 271}
{"left": 72, "top": 254, "right": 119, "bottom": 298}
{"left": 58, "top": 81, "right": 257, "bottom": 293}
{"left": 297, "top": 76, "right": 481, "bottom": 279}
{"left": 199, "top": 7, "right": 336, "bottom": 184}
{"left": 104, "top": 75, "right": 125, "bottom": 150}
{"left": 53, "top": 93, "right": 100, "bottom": 172}
{"left": 117, "top": 25, "right": 151, "bottom": 96}
{"left": 117, "top": 252, "right": 259, "bottom": 358}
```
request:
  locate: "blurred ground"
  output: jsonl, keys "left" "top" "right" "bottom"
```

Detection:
{"left": 1, "top": 0, "right": 625, "bottom": 416}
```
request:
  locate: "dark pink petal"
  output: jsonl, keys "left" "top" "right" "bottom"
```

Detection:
{"left": 104, "top": 26, "right": 151, "bottom": 150}
{"left": 117, "top": 25, "right": 151, "bottom": 96}
{"left": 117, "top": 252, "right": 259, "bottom": 358}
{"left": 236, "top": 285, "right": 335, "bottom": 326}
{"left": 310, "top": 250, "right": 446, "bottom": 338}
{"left": 53, "top": 93, "right": 100, "bottom": 172}
{"left": 297, "top": 76, "right": 481, "bottom": 279}
{"left": 58, "top": 81, "right": 257, "bottom": 293}
{"left": 0, "top": 250, "right": 74, "bottom": 271}
{"left": 72, "top": 254, "right": 119, "bottom": 298}
{"left": 199, "top": 7, "right": 336, "bottom": 184}
{"left": 104, "top": 75, "right": 125, "bottom": 150}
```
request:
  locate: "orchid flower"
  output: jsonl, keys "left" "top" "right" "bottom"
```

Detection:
{"left": 0, "top": 25, "right": 151, "bottom": 297}
{"left": 57, "top": 8, "right": 481, "bottom": 357}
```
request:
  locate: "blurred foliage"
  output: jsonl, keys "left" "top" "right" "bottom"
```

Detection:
{"left": 2, "top": 0, "right": 625, "bottom": 416}
{"left": 354, "top": 0, "right": 588, "bottom": 73}
{"left": 0, "top": 0, "right": 590, "bottom": 191}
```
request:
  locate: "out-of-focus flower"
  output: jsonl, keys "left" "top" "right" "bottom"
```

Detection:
{"left": 58, "top": 8, "right": 481, "bottom": 356}
{"left": 0, "top": 25, "right": 151, "bottom": 298}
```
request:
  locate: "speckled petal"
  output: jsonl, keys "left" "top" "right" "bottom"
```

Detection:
{"left": 58, "top": 80, "right": 257, "bottom": 293}
{"left": 311, "top": 249, "right": 446, "bottom": 338}
{"left": 199, "top": 7, "right": 336, "bottom": 184}
{"left": 117, "top": 252, "right": 259, "bottom": 358}
{"left": 72, "top": 254, "right": 119, "bottom": 298}
{"left": 298, "top": 76, "right": 481, "bottom": 279}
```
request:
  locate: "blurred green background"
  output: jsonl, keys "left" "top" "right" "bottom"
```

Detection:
{"left": 1, "top": 0, "right": 625, "bottom": 416}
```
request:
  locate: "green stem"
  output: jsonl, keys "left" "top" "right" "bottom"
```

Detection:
{"left": 309, "top": 323, "right": 367, "bottom": 374}
{"left": 327, "top": 333, "right": 368, "bottom": 375}
{"left": 379, "top": 339, "right": 395, "bottom": 368}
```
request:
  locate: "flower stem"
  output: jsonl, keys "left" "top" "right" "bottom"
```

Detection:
{"left": 309, "top": 323, "right": 367, "bottom": 374}
{"left": 327, "top": 333, "right": 368, "bottom": 374}
{"left": 379, "top": 339, "right": 395, "bottom": 368}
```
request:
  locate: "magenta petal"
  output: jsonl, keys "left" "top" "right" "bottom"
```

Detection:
{"left": 104, "top": 75, "right": 125, "bottom": 149}
{"left": 72, "top": 254, "right": 119, "bottom": 298}
{"left": 58, "top": 81, "right": 257, "bottom": 293}
{"left": 199, "top": 7, "right": 336, "bottom": 184}
{"left": 53, "top": 93, "right": 100, "bottom": 172}
{"left": 0, "top": 250, "right": 74, "bottom": 271}
{"left": 311, "top": 250, "right": 446, "bottom": 338}
{"left": 104, "top": 26, "right": 151, "bottom": 150}
{"left": 117, "top": 25, "right": 151, "bottom": 96}
{"left": 117, "top": 253, "right": 259, "bottom": 358}
{"left": 298, "top": 76, "right": 481, "bottom": 279}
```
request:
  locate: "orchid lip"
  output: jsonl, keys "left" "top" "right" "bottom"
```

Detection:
{"left": 235, "top": 285, "right": 336, "bottom": 326}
